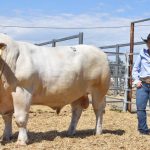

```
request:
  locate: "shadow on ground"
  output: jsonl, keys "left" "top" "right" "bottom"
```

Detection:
{"left": 1, "top": 129, "right": 125, "bottom": 145}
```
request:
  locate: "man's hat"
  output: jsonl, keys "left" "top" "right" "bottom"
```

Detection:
{"left": 142, "top": 34, "right": 150, "bottom": 43}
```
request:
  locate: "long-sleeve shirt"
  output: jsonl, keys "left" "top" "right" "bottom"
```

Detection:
{"left": 132, "top": 49, "right": 150, "bottom": 84}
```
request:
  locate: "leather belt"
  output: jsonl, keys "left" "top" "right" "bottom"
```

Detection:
{"left": 140, "top": 77, "right": 150, "bottom": 84}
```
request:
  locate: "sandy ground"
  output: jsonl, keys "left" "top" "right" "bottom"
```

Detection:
{"left": 0, "top": 105, "right": 150, "bottom": 150}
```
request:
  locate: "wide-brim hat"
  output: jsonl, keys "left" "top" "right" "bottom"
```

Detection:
{"left": 142, "top": 34, "right": 150, "bottom": 43}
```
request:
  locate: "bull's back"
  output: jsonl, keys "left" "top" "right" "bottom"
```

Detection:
{"left": 34, "top": 44, "right": 108, "bottom": 89}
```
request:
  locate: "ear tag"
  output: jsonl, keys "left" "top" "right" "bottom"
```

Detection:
{"left": 0, "top": 49, "right": 2, "bottom": 56}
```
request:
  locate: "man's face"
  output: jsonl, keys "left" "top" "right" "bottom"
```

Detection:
{"left": 147, "top": 40, "right": 150, "bottom": 49}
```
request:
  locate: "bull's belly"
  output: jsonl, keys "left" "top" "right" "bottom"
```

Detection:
{"left": 31, "top": 90, "right": 87, "bottom": 108}
{"left": 31, "top": 79, "right": 90, "bottom": 107}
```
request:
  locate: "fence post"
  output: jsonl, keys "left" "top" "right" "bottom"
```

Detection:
{"left": 123, "top": 52, "right": 128, "bottom": 112}
{"left": 114, "top": 45, "right": 119, "bottom": 95}
{"left": 52, "top": 39, "right": 56, "bottom": 47}
{"left": 127, "top": 22, "right": 134, "bottom": 112}
{"left": 79, "top": 32, "right": 84, "bottom": 44}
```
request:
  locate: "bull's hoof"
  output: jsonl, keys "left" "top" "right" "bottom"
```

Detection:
{"left": 95, "top": 131, "right": 103, "bottom": 135}
{"left": 0, "top": 135, "right": 12, "bottom": 142}
{"left": 67, "top": 131, "right": 76, "bottom": 137}
{"left": 16, "top": 140, "right": 27, "bottom": 146}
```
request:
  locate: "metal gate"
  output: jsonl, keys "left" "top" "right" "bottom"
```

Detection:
{"left": 99, "top": 42, "right": 144, "bottom": 112}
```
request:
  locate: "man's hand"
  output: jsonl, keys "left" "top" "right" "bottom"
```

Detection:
{"left": 136, "top": 81, "right": 142, "bottom": 88}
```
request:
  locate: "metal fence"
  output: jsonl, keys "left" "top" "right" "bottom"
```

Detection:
{"left": 128, "top": 18, "right": 150, "bottom": 112}
{"left": 35, "top": 32, "right": 146, "bottom": 112}
{"left": 99, "top": 42, "right": 145, "bottom": 112}
{"left": 36, "top": 32, "right": 84, "bottom": 46}
{"left": 99, "top": 42, "right": 145, "bottom": 92}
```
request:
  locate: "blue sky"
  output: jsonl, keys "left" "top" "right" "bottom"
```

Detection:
{"left": 1, "top": 0, "right": 149, "bottom": 18}
{"left": 0, "top": 0, "right": 149, "bottom": 51}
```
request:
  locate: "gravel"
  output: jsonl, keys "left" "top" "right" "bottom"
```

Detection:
{"left": 0, "top": 105, "right": 150, "bottom": 150}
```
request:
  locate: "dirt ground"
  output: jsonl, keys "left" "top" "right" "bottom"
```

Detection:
{"left": 0, "top": 105, "right": 150, "bottom": 150}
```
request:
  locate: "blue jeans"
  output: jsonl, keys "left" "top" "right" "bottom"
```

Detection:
{"left": 136, "top": 82, "right": 150, "bottom": 132}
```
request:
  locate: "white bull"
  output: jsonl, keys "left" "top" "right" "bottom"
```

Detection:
{"left": 0, "top": 33, "right": 110, "bottom": 145}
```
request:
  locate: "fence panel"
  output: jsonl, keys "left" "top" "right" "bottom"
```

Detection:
{"left": 36, "top": 33, "right": 146, "bottom": 112}
{"left": 36, "top": 32, "right": 83, "bottom": 46}
{"left": 100, "top": 42, "right": 145, "bottom": 112}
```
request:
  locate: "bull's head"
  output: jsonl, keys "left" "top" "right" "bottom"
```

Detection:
{"left": 0, "top": 43, "right": 7, "bottom": 55}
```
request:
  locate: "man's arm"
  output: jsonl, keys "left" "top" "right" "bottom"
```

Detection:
{"left": 132, "top": 55, "right": 141, "bottom": 85}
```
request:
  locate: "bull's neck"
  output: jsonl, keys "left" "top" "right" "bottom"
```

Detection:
{"left": 0, "top": 57, "right": 17, "bottom": 91}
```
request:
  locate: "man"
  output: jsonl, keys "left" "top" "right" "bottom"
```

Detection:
{"left": 132, "top": 33, "right": 150, "bottom": 135}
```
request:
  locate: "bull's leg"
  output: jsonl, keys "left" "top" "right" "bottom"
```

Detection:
{"left": 1, "top": 113, "right": 13, "bottom": 141}
{"left": 12, "top": 87, "right": 32, "bottom": 145}
{"left": 67, "top": 100, "right": 83, "bottom": 136}
{"left": 92, "top": 89, "right": 106, "bottom": 135}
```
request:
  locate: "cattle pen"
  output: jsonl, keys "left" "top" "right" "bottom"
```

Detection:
{"left": 36, "top": 36, "right": 140, "bottom": 113}
{"left": 1, "top": 18, "right": 150, "bottom": 150}
{"left": 34, "top": 18, "right": 150, "bottom": 113}
{"left": 36, "top": 32, "right": 141, "bottom": 111}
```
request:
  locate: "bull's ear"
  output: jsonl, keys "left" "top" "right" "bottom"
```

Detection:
{"left": 0, "top": 43, "right": 7, "bottom": 50}
{"left": 0, "top": 43, "right": 7, "bottom": 56}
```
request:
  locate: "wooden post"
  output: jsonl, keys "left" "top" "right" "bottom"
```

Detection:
{"left": 127, "top": 22, "right": 134, "bottom": 112}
